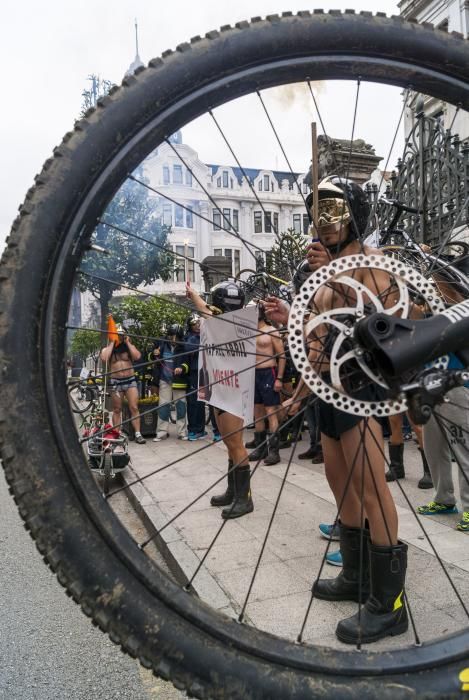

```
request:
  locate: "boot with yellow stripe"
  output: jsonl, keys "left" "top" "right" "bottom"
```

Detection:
{"left": 336, "top": 541, "right": 408, "bottom": 644}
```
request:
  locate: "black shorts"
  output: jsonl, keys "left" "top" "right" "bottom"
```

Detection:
{"left": 318, "top": 381, "right": 385, "bottom": 441}
{"left": 254, "top": 367, "right": 280, "bottom": 406}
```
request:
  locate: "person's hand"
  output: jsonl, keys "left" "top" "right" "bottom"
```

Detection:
{"left": 174, "top": 367, "right": 183, "bottom": 376}
{"left": 306, "top": 241, "right": 331, "bottom": 272}
{"left": 282, "top": 397, "right": 299, "bottom": 415}
{"left": 186, "top": 281, "right": 194, "bottom": 300}
{"left": 273, "top": 379, "right": 283, "bottom": 393}
{"left": 262, "top": 296, "right": 289, "bottom": 326}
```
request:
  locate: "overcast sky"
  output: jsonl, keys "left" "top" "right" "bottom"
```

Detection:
{"left": 0, "top": 0, "right": 401, "bottom": 254}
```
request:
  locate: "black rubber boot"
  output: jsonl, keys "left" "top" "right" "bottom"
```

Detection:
{"left": 278, "top": 422, "right": 291, "bottom": 449}
{"left": 221, "top": 466, "right": 254, "bottom": 519}
{"left": 417, "top": 448, "right": 433, "bottom": 489}
{"left": 336, "top": 541, "right": 408, "bottom": 644}
{"left": 385, "top": 443, "right": 405, "bottom": 482}
{"left": 264, "top": 432, "right": 280, "bottom": 466}
{"left": 313, "top": 523, "right": 370, "bottom": 603}
{"left": 210, "top": 460, "right": 234, "bottom": 507}
{"left": 248, "top": 432, "right": 268, "bottom": 461}
{"left": 245, "top": 432, "right": 259, "bottom": 449}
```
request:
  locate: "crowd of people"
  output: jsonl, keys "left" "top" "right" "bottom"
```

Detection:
{"left": 97, "top": 174, "right": 469, "bottom": 646}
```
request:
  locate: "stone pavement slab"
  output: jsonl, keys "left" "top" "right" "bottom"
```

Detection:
{"left": 122, "top": 429, "right": 469, "bottom": 650}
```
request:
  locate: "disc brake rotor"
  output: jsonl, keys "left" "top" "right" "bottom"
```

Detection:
{"left": 288, "top": 254, "right": 447, "bottom": 418}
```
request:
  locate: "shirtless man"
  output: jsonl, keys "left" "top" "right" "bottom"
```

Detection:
{"left": 100, "top": 326, "right": 146, "bottom": 444}
{"left": 246, "top": 305, "right": 285, "bottom": 466}
{"left": 265, "top": 176, "right": 407, "bottom": 645}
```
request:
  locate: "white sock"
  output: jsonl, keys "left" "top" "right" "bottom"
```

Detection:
{"left": 135, "top": 431, "right": 142, "bottom": 437}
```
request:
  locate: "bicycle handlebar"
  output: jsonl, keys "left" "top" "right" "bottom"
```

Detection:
{"left": 379, "top": 197, "right": 420, "bottom": 215}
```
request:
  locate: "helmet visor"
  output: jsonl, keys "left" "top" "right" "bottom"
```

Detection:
{"left": 317, "top": 198, "right": 351, "bottom": 227}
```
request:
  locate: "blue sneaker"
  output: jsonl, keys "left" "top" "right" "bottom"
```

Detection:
{"left": 187, "top": 431, "right": 196, "bottom": 440}
{"left": 319, "top": 523, "right": 340, "bottom": 541}
{"left": 326, "top": 550, "right": 343, "bottom": 567}
{"left": 189, "top": 431, "right": 208, "bottom": 441}
{"left": 212, "top": 431, "right": 222, "bottom": 442}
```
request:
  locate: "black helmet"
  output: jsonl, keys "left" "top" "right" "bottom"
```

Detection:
{"left": 210, "top": 280, "right": 245, "bottom": 313}
{"left": 306, "top": 176, "right": 370, "bottom": 239}
{"left": 167, "top": 323, "right": 184, "bottom": 339}
{"left": 292, "top": 259, "right": 312, "bottom": 295}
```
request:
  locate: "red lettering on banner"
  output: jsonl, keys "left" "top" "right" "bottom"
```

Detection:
{"left": 213, "top": 368, "right": 239, "bottom": 387}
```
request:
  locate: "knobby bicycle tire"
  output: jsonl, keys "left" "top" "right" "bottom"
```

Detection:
{"left": 1, "top": 11, "right": 469, "bottom": 698}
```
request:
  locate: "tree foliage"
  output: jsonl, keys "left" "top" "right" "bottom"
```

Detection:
{"left": 111, "top": 296, "right": 189, "bottom": 356}
{"left": 266, "top": 228, "right": 308, "bottom": 281}
{"left": 69, "top": 329, "right": 102, "bottom": 370}
{"left": 79, "top": 168, "right": 174, "bottom": 330}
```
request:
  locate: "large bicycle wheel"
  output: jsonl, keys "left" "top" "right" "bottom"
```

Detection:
{"left": 2, "top": 11, "right": 469, "bottom": 698}
{"left": 68, "top": 382, "right": 94, "bottom": 414}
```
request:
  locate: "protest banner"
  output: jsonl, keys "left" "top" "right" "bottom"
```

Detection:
{"left": 198, "top": 306, "right": 257, "bottom": 423}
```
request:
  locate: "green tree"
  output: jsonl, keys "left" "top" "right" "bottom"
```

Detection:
{"left": 111, "top": 295, "right": 189, "bottom": 358}
{"left": 79, "top": 168, "right": 174, "bottom": 333}
{"left": 266, "top": 228, "right": 308, "bottom": 281}
{"left": 69, "top": 329, "right": 102, "bottom": 371}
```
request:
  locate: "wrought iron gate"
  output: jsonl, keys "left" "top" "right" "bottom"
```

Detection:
{"left": 366, "top": 109, "right": 469, "bottom": 246}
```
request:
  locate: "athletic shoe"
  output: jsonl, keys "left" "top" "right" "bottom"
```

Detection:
{"left": 178, "top": 433, "right": 189, "bottom": 440}
{"left": 417, "top": 501, "right": 458, "bottom": 515}
{"left": 153, "top": 431, "right": 169, "bottom": 442}
{"left": 319, "top": 523, "right": 340, "bottom": 541}
{"left": 325, "top": 550, "right": 343, "bottom": 567}
{"left": 456, "top": 512, "right": 469, "bottom": 532}
{"left": 212, "top": 431, "right": 222, "bottom": 442}
{"left": 134, "top": 434, "right": 146, "bottom": 444}
{"left": 311, "top": 451, "right": 324, "bottom": 464}
{"left": 189, "top": 431, "right": 208, "bottom": 441}
{"left": 187, "top": 431, "right": 196, "bottom": 440}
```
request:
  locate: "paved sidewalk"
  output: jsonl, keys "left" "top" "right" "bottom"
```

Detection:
{"left": 123, "top": 429, "right": 469, "bottom": 651}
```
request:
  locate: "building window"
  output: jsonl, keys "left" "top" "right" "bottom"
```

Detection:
{"left": 254, "top": 211, "right": 262, "bottom": 233}
{"left": 293, "top": 213, "right": 301, "bottom": 234}
{"left": 213, "top": 210, "right": 221, "bottom": 231}
{"left": 303, "top": 214, "right": 310, "bottom": 235}
{"left": 217, "top": 176, "right": 221, "bottom": 188}
{"left": 264, "top": 212, "right": 272, "bottom": 234}
{"left": 163, "top": 166, "right": 170, "bottom": 185}
{"left": 303, "top": 183, "right": 308, "bottom": 194}
{"left": 230, "top": 178, "right": 234, "bottom": 189}
{"left": 271, "top": 180, "right": 274, "bottom": 192}
{"left": 186, "top": 206, "right": 193, "bottom": 229}
{"left": 264, "top": 174, "right": 270, "bottom": 191}
{"left": 185, "top": 170, "right": 193, "bottom": 186}
{"left": 258, "top": 179, "right": 263, "bottom": 192}
{"left": 213, "top": 248, "right": 240, "bottom": 276}
{"left": 163, "top": 203, "right": 172, "bottom": 226}
{"left": 223, "top": 208, "right": 231, "bottom": 228}
{"left": 234, "top": 249, "right": 240, "bottom": 276}
{"left": 174, "top": 245, "right": 195, "bottom": 282}
{"left": 173, "top": 165, "right": 183, "bottom": 184}
{"left": 175, "top": 204, "right": 184, "bottom": 227}
{"left": 233, "top": 209, "right": 239, "bottom": 232}
{"left": 222, "top": 171, "right": 229, "bottom": 188}
{"left": 273, "top": 212, "right": 279, "bottom": 232}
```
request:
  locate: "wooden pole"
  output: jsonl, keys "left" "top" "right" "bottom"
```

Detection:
{"left": 311, "top": 122, "right": 319, "bottom": 237}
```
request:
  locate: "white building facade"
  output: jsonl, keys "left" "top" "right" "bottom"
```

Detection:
{"left": 140, "top": 131, "right": 310, "bottom": 297}
{"left": 400, "top": 0, "right": 469, "bottom": 140}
